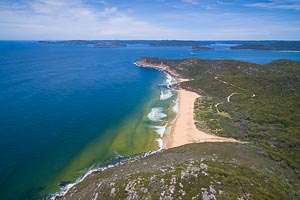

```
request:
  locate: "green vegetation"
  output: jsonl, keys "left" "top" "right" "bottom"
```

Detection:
{"left": 59, "top": 57, "right": 300, "bottom": 199}
{"left": 137, "top": 57, "right": 300, "bottom": 198}
{"left": 59, "top": 143, "right": 291, "bottom": 200}
{"left": 231, "top": 41, "right": 300, "bottom": 51}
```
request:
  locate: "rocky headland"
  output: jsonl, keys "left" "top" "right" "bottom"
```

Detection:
{"left": 54, "top": 57, "right": 300, "bottom": 200}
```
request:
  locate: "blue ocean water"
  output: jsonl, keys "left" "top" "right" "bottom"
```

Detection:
{"left": 0, "top": 41, "right": 299, "bottom": 199}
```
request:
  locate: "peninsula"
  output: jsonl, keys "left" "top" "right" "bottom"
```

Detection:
{"left": 39, "top": 40, "right": 127, "bottom": 48}
{"left": 192, "top": 45, "right": 214, "bottom": 50}
{"left": 231, "top": 41, "right": 300, "bottom": 51}
{"left": 94, "top": 43, "right": 127, "bottom": 48}
{"left": 135, "top": 57, "right": 239, "bottom": 147}
{"left": 56, "top": 57, "right": 300, "bottom": 200}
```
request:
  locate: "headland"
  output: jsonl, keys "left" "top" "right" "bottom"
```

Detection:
{"left": 135, "top": 58, "right": 240, "bottom": 149}
{"left": 54, "top": 57, "right": 300, "bottom": 199}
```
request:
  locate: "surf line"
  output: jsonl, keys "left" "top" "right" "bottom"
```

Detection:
{"left": 48, "top": 150, "right": 159, "bottom": 200}
{"left": 146, "top": 70, "right": 179, "bottom": 149}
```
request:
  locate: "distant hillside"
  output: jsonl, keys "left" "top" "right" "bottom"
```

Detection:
{"left": 148, "top": 40, "right": 212, "bottom": 46}
{"left": 39, "top": 40, "right": 300, "bottom": 50}
{"left": 231, "top": 41, "right": 300, "bottom": 51}
{"left": 39, "top": 40, "right": 127, "bottom": 48}
{"left": 94, "top": 43, "right": 127, "bottom": 48}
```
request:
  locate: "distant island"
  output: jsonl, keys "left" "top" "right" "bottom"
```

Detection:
{"left": 57, "top": 57, "right": 300, "bottom": 200}
{"left": 148, "top": 40, "right": 212, "bottom": 46}
{"left": 39, "top": 40, "right": 127, "bottom": 48}
{"left": 39, "top": 40, "right": 300, "bottom": 51}
{"left": 231, "top": 41, "right": 300, "bottom": 51}
{"left": 94, "top": 43, "right": 127, "bottom": 48}
{"left": 39, "top": 40, "right": 96, "bottom": 45}
{"left": 192, "top": 45, "right": 214, "bottom": 50}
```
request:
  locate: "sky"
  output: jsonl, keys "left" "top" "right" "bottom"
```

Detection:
{"left": 0, "top": 0, "right": 300, "bottom": 40}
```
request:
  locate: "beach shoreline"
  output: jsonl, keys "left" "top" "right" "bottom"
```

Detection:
{"left": 52, "top": 58, "right": 250, "bottom": 199}
{"left": 167, "top": 88, "right": 239, "bottom": 149}
{"left": 135, "top": 58, "right": 239, "bottom": 149}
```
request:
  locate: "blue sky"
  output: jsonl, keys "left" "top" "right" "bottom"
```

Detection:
{"left": 0, "top": 0, "right": 300, "bottom": 40}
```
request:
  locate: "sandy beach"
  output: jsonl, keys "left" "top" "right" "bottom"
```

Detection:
{"left": 135, "top": 59, "right": 239, "bottom": 148}
{"left": 167, "top": 89, "right": 239, "bottom": 148}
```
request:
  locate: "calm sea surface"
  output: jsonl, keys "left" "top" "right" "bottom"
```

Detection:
{"left": 0, "top": 41, "right": 299, "bottom": 199}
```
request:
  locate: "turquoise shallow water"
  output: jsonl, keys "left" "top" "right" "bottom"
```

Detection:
{"left": 0, "top": 41, "right": 299, "bottom": 199}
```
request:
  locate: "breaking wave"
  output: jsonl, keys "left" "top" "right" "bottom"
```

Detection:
{"left": 147, "top": 107, "right": 167, "bottom": 121}
{"left": 151, "top": 123, "right": 168, "bottom": 137}
{"left": 48, "top": 151, "right": 159, "bottom": 200}
{"left": 172, "top": 97, "right": 179, "bottom": 113}
{"left": 156, "top": 138, "right": 163, "bottom": 149}
{"left": 160, "top": 90, "right": 173, "bottom": 100}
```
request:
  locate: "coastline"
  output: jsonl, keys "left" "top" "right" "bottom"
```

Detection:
{"left": 135, "top": 59, "right": 239, "bottom": 149}
{"left": 51, "top": 56, "right": 300, "bottom": 199}
{"left": 167, "top": 89, "right": 239, "bottom": 149}
{"left": 51, "top": 150, "right": 159, "bottom": 200}
{"left": 53, "top": 60, "right": 239, "bottom": 199}
{"left": 51, "top": 63, "right": 176, "bottom": 199}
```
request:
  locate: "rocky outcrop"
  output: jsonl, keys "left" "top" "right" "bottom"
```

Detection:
{"left": 135, "top": 57, "right": 181, "bottom": 78}
{"left": 56, "top": 143, "right": 287, "bottom": 200}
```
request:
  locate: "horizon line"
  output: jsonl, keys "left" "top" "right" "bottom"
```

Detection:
{"left": 1, "top": 39, "right": 300, "bottom": 41}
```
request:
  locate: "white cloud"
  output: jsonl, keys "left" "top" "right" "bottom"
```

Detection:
{"left": 0, "top": 0, "right": 299, "bottom": 40}
{"left": 0, "top": 0, "right": 174, "bottom": 40}
{"left": 182, "top": 0, "right": 199, "bottom": 5}
{"left": 246, "top": 0, "right": 300, "bottom": 10}
{"left": 100, "top": 7, "right": 118, "bottom": 16}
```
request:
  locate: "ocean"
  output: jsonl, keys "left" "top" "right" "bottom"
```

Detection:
{"left": 0, "top": 41, "right": 299, "bottom": 199}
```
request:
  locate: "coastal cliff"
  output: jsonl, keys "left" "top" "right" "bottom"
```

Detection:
{"left": 136, "top": 57, "right": 182, "bottom": 78}
{"left": 56, "top": 57, "right": 300, "bottom": 200}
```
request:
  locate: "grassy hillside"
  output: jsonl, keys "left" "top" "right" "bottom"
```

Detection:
{"left": 59, "top": 57, "right": 300, "bottom": 199}
{"left": 58, "top": 143, "right": 291, "bottom": 200}
{"left": 138, "top": 57, "right": 300, "bottom": 197}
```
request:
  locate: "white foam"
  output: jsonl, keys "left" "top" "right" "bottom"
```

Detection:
{"left": 165, "top": 125, "right": 172, "bottom": 136}
{"left": 163, "top": 72, "right": 177, "bottom": 88}
{"left": 133, "top": 62, "right": 141, "bottom": 67}
{"left": 151, "top": 123, "right": 168, "bottom": 137}
{"left": 160, "top": 90, "right": 173, "bottom": 100}
{"left": 147, "top": 107, "right": 167, "bottom": 121}
{"left": 166, "top": 73, "right": 172, "bottom": 83}
{"left": 156, "top": 138, "right": 163, "bottom": 149}
{"left": 172, "top": 97, "right": 179, "bottom": 113}
{"left": 49, "top": 150, "right": 160, "bottom": 199}
{"left": 114, "top": 151, "right": 123, "bottom": 158}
